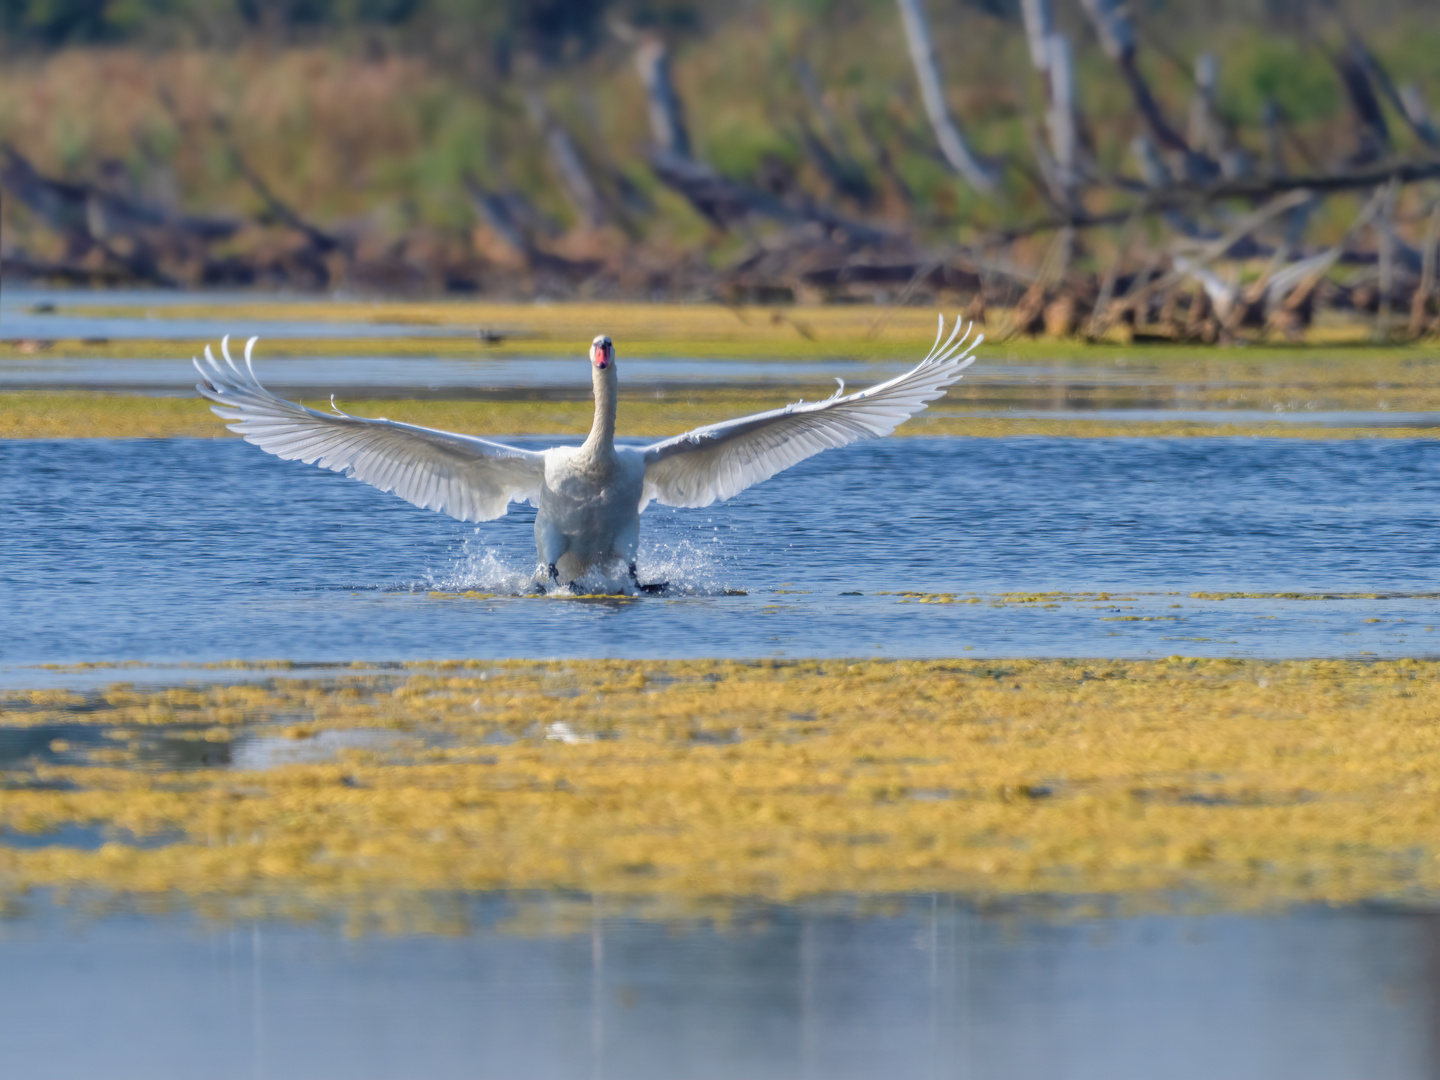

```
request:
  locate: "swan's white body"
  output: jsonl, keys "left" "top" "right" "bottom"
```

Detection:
{"left": 195, "top": 316, "right": 982, "bottom": 590}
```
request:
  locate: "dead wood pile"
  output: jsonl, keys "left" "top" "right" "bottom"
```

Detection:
{"left": 3, "top": 4, "right": 1439, "bottom": 344}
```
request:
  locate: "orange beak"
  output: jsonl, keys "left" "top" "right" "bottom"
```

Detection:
{"left": 591, "top": 343, "right": 611, "bottom": 369}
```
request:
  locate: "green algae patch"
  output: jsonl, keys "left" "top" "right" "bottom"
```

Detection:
{"left": 1188, "top": 591, "right": 1440, "bottom": 601}
{"left": 5, "top": 299, "right": 1433, "bottom": 365}
{"left": 0, "top": 393, "right": 221, "bottom": 438}
{"left": 7, "top": 300, "right": 1440, "bottom": 432}
{"left": 6, "top": 302, "right": 954, "bottom": 357}
{"left": 6, "top": 658, "right": 1440, "bottom": 926}
{"left": 885, "top": 591, "right": 1145, "bottom": 605}
{"left": 6, "top": 391, "right": 1440, "bottom": 440}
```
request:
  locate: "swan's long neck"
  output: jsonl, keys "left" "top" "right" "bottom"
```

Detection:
{"left": 582, "top": 364, "right": 618, "bottom": 454}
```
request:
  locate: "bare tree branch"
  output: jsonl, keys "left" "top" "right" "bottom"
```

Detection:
{"left": 633, "top": 35, "right": 691, "bottom": 159}
{"left": 1021, "top": 0, "right": 1080, "bottom": 209}
{"left": 1087, "top": 209, "right": 1140, "bottom": 338}
{"left": 985, "top": 160, "right": 1440, "bottom": 243}
{"left": 1105, "top": 189, "right": 1314, "bottom": 320}
{"left": 526, "top": 93, "right": 610, "bottom": 230}
{"left": 1079, "top": 0, "right": 1193, "bottom": 162}
{"left": 1343, "top": 31, "right": 1439, "bottom": 150}
{"left": 894, "top": 0, "right": 997, "bottom": 192}
{"left": 793, "top": 59, "right": 875, "bottom": 208}
{"left": 1399, "top": 85, "right": 1439, "bottom": 148}
{"left": 854, "top": 103, "right": 916, "bottom": 211}
{"left": 1408, "top": 199, "right": 1439, "bottom": 336}
{"left": 1330, "top": 40, "right": 1391, "bottom": 165}
{"left": 226, "top": 143, "right": 343, "bottom": 255}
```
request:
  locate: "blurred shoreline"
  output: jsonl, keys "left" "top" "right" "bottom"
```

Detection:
{"left": 2, "top": 3, "right": 1439, "bottom": 344}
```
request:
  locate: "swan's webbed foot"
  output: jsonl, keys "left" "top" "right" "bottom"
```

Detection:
{"left": 532, "top": 563, "right": 562, "bottom": 595}
{"left": 629, "top": 562, "right": 669, "bottom": 596}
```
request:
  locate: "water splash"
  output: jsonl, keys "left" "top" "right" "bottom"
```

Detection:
{"left": 424, "top": 533, "right": 736, "bottom": 597}
{"left": 424, "top": 544, "right": 533, "bottom": 594}
{"left": 632, "top": 535, "right": 736, "bottom": 596}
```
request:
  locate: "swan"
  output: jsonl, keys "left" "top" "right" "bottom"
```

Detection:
{"left": 194, "top": 315, "right": 981, "bottom": 593}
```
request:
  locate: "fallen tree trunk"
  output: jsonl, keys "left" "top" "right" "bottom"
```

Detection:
{"left": 983, "top": 160, "right": 1440, "bottom": 243}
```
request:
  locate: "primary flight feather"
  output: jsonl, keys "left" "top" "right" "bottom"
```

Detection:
{"left": 195, "top": 315, "right": 981, "bottom": 592}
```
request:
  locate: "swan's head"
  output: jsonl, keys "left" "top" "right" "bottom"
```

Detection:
{"left": 590, "top": 335, "right": 614, "bottom": 371}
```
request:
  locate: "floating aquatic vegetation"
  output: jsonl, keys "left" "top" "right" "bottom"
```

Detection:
{"left": 883, "top": 591, "right": 1144, "bottom": 606}
{"left": 1186, "top": 591, "right": 1439, "bottom": 601}
{"left": 4, "top": 657, "right": 1440, "bottom": 930}
{"left": 5, "top": 312, "right": 1440, "bottom": 439}
{"left": 7, "top": 390, "right": 1440, "bottom": 441}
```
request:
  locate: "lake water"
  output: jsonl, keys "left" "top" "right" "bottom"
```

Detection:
{"left": 5, "top": 291, "right": 1440, "bottom": 1079}
{"left": 2, "top": 435, "right": 1437, "bottom": 671}
{"left": 1, "top": 894, "right": 1435, "bottom": 1080}
{"left": 0, "top": 350, "right": 906, "bottom": 395}
{"left": 0, "top": 287, "right": 472, "bottom": 343}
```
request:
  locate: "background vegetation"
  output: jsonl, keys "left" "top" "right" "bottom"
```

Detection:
{"left": 1, "top": 0, "right": 1438, "bottom": 321}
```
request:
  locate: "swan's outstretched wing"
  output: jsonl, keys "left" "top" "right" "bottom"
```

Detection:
{"left": 640, "top": 316, "right": 980, "bottom": 509}
{"left": 195, "top": 336, "right": 545, "bottom": 522}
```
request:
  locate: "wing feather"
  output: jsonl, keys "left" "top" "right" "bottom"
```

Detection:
{"left": 195, "top": 336, "right": 544, "bottom": 522}
{"left": 641, "top": 315, "right": 980, "bottom": 509}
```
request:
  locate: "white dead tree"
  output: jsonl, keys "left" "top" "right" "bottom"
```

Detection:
{"left": 1400, "top": 83, "right": 1439, "bottom": 148}
{"left": 1044, "top": 38, "right": 1078, "bottom": 193}
{"left": 1019, "top": 0, "right": 1052, "bottom": 74}
{"left": 526, "top": 93, "right": 609, "bottom": 230}
{"left": 547, "top": 124, "right": 608, "bottom": 229}
{"left": 1020, "top": 0, "right": 1079, "bottom": 208}
{"left": 633, "top": 35, "right": 692, "bottom": 160}
{"left": 1188, "top": 54, "right": 1251, "bottom": 180}
{"left": 894, "top": 0, "right": 997, "bottom": 193}
{"left": 1261, "top": 100, "right": 1286, "bottom": 179}
{"left": 1079, "top": 0, "right": 1216, "bottom": 183}
{"left": 1018, "top": 0, "right": 1079, "bottom": 296}
{"left": 1187, "top": 54, "right": 1224, "bottom": 160}
{"left": 617, "top": 25, "right": 883, "bottom": 238}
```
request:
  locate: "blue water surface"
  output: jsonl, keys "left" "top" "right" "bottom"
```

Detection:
{"left": 2, "top": 436, "right": 1438, "bottom": 666}
{"left": 0, "top": 894, "right": 1434, "bottom": 1080}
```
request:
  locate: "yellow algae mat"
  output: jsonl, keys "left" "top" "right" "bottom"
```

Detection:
{"left": 5, "top": 391, "right": 1437, "bottom": 441}
{"left": 4, "top": 301, "right": 1440, "bottom": 439}
{"left": 4, "top": 657, "right": 1440, "bottom": 927}
{"left": 5, "top": 299, "right": 1431, "bottom": 358}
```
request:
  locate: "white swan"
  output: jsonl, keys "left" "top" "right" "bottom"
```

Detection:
{"left": 195, "top": 315, "right": 981, "bottom": 593}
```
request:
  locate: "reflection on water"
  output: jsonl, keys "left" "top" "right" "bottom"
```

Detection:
{"left": 2, "top": 436, "right": 1438, "bottom": 665}
{"left": 11, "top": 352, "right": 1440, "bottom": 426}
{"left": 0, "top": 311, "right": 479, "bottom": 343}
{"left": 0, "top": 351, "right": 903, "bottom": 395}
{"left": 968, "top": 407, "right": 1440, "bottom": 428}
{"left": 0, "top": 287, "right": 476, "bottom": 344}
{"left": 0, "top": 720, "right": 232, "bottom": 771}
{"left": 0, "top": 895, "right": 1433, "bottom": 1080}
{"left": 5, "top": 291, "right": 1438, "bottom": 1077}
{"left": 0, "top": 714, "right": 411, "bottom": 773}
{"left": 0, "top": 287, "right": 305, "bottom": 310}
